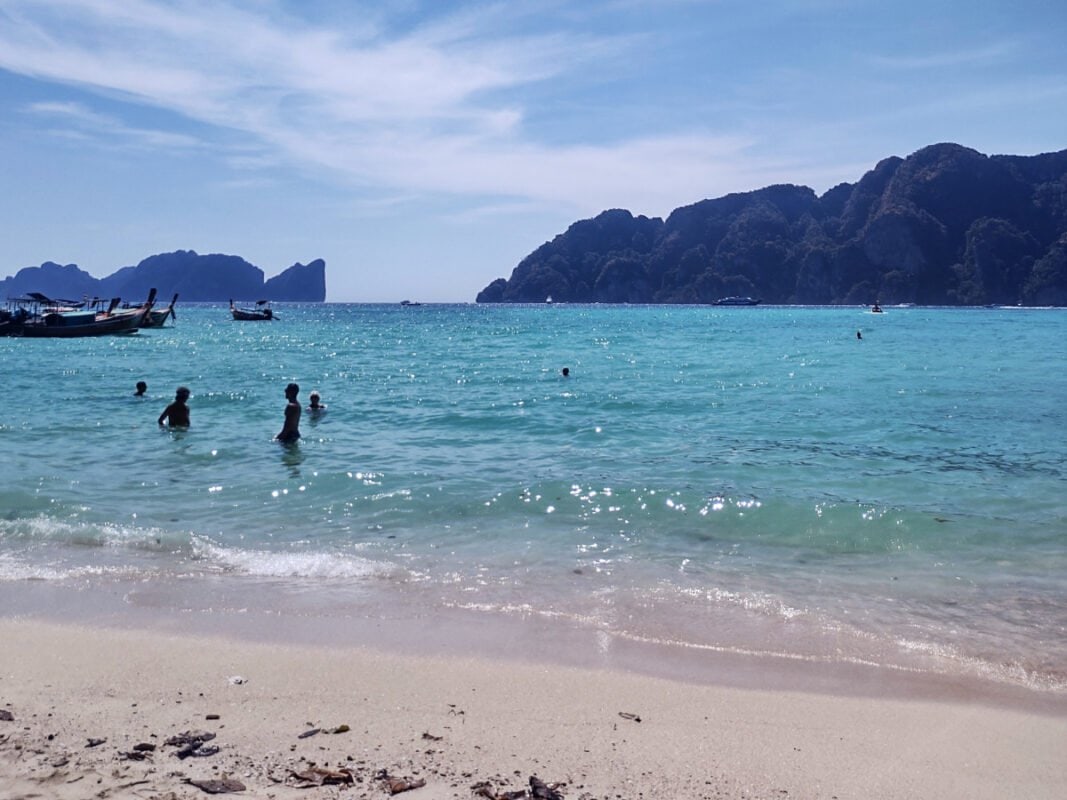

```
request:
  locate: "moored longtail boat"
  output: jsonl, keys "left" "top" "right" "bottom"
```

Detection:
{"left": 142, "top": 293, "right": 179, "bottom": 327}
{"left": 230, "top": 299, "right": 275, "bottom": 320}
{"left": 20, "top": 289, "right": 156, "bottom": 337}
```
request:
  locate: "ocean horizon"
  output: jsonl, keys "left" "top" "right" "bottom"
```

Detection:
{"left": 1, "top": 302, "right": 1065, "bottom": 695}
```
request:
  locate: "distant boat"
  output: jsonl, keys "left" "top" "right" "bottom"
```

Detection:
{"left": 400, "top": 300, "right": 422, "bottom": 307}
{"left": 870, "top": 303, "right": 884, "bottom": 313}
{"left": 714, "top": 296, "right": 760, "bottom": 306}
{"left": 230, "top": 299, "right": 275, "bottom": 321}
{"left": 545, "top": 295, "right": 554, "bottom": 304}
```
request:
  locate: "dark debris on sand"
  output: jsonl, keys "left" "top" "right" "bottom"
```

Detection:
{"left": 472, "top": 775, "right": 568, "bottom": 800}
{"left": 0, "top": 688, "right": 744, "bottom": 800}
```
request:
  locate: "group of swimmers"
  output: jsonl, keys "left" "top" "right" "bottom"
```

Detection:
{"left": 142, "top": 368, "right": 568, "bottom": 442}
{"left": 139, "top": 381, "right": 326, "bottom": 442}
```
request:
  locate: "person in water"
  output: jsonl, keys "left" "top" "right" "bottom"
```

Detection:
{"left": 561, "top": 367, "right": 570, "bottom": 377}
{"left": 134, "top": 381, "right": 147, "bottom": 397}
{"left": 158, "top": 386, "right": 190, "bottom": 427}
{"left": 276, "top": 382, "right": 302, "bottom": 442}
{"left": 306, "top": 391, "right": 326, "bottom": 414}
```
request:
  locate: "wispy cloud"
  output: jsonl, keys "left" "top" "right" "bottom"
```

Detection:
{"left": 0, "top": 0, "right": 769, "bottom": 215}
{"left": 868, "top": 41, "right": 1018, "bottom": 70}
{"left": 25, "top": 99, "right": 202, "bottom": 150}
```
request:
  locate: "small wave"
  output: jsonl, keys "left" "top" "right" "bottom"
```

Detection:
{"left": 894, "top": 636, "right": 1067, "bottom": 693}
{"left": 191, "top": 538, "right": 390, "bottom": 580}
{"left": 672, "top": 585, "right": 808, "bottom": 621}
{"left": 446, "top": 600, "right": 608, "bottom": 629}
{"left": 445, "top": 592, "right": 1067, "bottom": 693}
{"left": 0, "top": 515, "right": 179, "bottom": 551}
{"left": 0, "top": 552, "right": 145, "bottom": 582}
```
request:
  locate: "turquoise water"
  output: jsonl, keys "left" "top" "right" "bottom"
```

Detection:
{"left": 1, "top": 304, "right": 1065, "bottom": 690}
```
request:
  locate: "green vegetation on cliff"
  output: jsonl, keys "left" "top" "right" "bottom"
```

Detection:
{"left": 477, "top": 144, "right": 1067, "bottom": 305}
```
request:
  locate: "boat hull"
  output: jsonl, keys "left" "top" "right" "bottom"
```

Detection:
{"left": 141, "top": 293, "right": 178, "bottom": 327}
{"left": 231, "top": 309, "right": 273, "bottom": 321}
{"left": 142, "top": 308, "right": 174, "bottom": 327}
{"left": 21, "top": 309, "right": 146, "bottom": 337}
{"left": 230, "top": 299, "right": 274, "bottom": 320}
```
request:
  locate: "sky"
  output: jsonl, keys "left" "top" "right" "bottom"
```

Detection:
{"left": 1, "top": 1, "right": 1065, "bottom": 302}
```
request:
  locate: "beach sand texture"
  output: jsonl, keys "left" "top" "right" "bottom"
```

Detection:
{"left": 2, "top": 620, "right": 1065, "bottom": 800}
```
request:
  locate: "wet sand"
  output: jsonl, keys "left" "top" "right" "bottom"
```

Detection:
{"left": 2, "top": 618, "right": 1066, "bottom": 800}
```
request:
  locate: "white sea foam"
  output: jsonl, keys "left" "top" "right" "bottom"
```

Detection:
{"left": 192, "top": 539, "right": 389, "bottom": 580}
{"left": 0, "top": 551, "right": 143, "bottom": 582}
{"left": 0, "top": 515, "right": 176, "bottom": 550}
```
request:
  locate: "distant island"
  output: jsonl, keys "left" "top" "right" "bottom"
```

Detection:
{"left": 0, "top": 251, "right": 326, "bottom": 302}
{"left": 477, "top": 143, "right": 1067, "bottom": 306}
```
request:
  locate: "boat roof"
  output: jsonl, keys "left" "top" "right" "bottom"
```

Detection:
{"left": 22, "top": 292, "right": 87, "bottom": 305}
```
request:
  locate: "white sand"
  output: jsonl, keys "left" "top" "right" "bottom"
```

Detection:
{"left": 2, "top": 620, "right": 1065, "bottom": 799}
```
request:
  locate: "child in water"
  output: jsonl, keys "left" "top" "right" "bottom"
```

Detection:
{"left": 306, "top": 391, "right": 327, "bottom": 414}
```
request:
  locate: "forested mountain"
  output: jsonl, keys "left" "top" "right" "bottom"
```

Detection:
{"left": 477, "top": 143, "right": 1067, "bottom": 305}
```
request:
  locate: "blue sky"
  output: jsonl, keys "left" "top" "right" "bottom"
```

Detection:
{"left": 1, "top": 0, "right": 1065, "bottom": 301}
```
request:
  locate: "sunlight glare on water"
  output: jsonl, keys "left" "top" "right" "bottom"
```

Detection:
{"left": 1, "top": 303, "right": 1065, "bottom": 690}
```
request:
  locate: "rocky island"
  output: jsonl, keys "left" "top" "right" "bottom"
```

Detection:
{"left": 477, "top": 143, "right": 1067, "bottom": 306}
{"left": 0, "top": 251, "right": 326, "bottom": 302}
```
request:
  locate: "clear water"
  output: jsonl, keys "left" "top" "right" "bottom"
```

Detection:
{"left": 1, "top": 303, "right": 1065, "bottom": 690}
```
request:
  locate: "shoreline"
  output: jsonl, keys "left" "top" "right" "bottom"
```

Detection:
{"left": 3, "top": 577, "right": 1066, "bottom": 718}
{"left": 3, "top": 617, "right": 1067, "bottom": 800}
{"left": 4, "top": 576, "right": 1067, "bottom": 800}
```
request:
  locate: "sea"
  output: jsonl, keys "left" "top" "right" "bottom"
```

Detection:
{"left": 1, "top": 303, "right": 1065, "bottom": 696}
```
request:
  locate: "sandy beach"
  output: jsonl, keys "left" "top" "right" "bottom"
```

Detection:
{"left": 2, "top": 619, "right": 1066, "bottom": 800}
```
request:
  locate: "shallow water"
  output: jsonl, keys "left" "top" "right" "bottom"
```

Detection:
{"left": 1, "top": 303, "right": 1065, "bottom": 690}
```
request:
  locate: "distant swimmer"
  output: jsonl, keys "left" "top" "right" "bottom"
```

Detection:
{"left": 306, "top": 390, "right": 327, "bottom": 414}
{"left": 158, "top": 386, "right": 190, "bottom": 427}
{"left": 856, "top": 330, "right": 862, "bottom": 340}
{"left": 276, "top": 382, "right": 302, "bottom": 442}
{"left": 135, "top": 380, "right": 147, "bottom": 397}
{"left": 561, "top": 367, "right": 570, "bottom": 377}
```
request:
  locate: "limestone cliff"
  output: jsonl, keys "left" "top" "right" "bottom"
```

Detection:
{"left": 477, "top": 144, "right": 1067, "bottom": 305}
{"left": 1, "top": 251, "right": 327, "bottom": 302}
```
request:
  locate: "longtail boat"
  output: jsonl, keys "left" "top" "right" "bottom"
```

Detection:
{"left": 20, "top": 289, "right": 156, "bottom": 337}
{"left": 230, "top": 299, "right": 275, "bottom": 321}
{"left": 142, "top": 293, "right": 179, "bottom": 327}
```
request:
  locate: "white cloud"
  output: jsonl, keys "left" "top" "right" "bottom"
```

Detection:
{"left": 0, "top": 0, "right": 765, "bottom": 214}
{"left": 4, "top": 0, "right": 1055, "bottom": 236}
{"left": 25, "top": 99, "right": 203, "bottom": 150}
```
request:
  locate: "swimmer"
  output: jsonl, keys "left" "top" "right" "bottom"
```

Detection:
{"left": 561, "top": 367, "right": 570, "bottom": 377}
{"left": 158, "top": 386, "right": 190, "bottom": 427}
{"left": 134, "top": 381, "right": 147, "bottom": 397}
{"left": 306, "top": 390, "right": 327, "bottom": 414}
{"left": 276, "top": 382, "right": 301, "bottom": 442}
